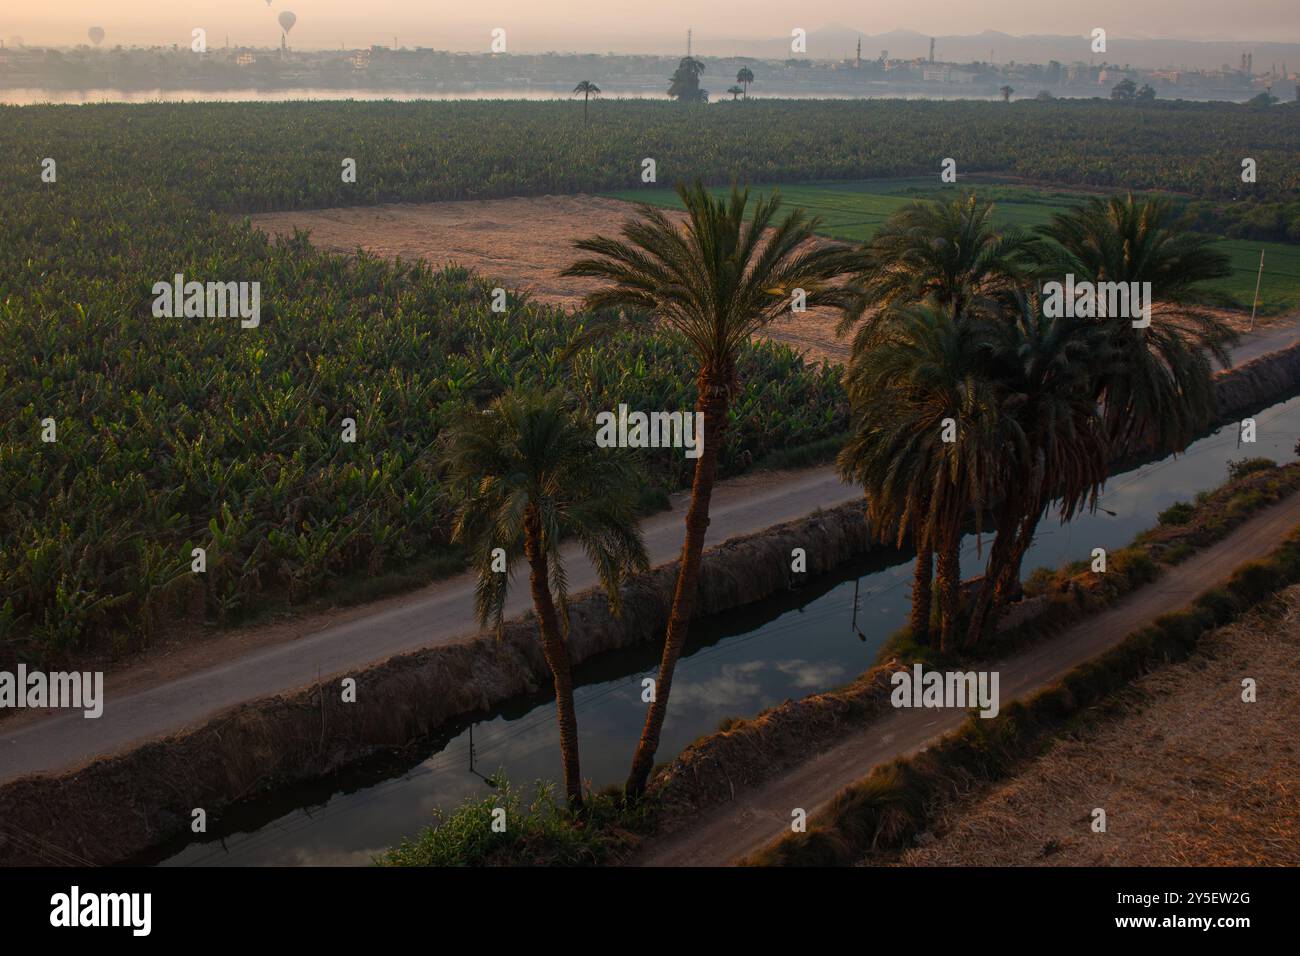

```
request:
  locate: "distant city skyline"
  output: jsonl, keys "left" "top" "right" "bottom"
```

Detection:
{"left": 6, "top": 2, "right": 1300, "bottom": 53}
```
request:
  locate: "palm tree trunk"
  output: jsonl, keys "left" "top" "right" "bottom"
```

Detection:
{"left": 523, "top": 508, "right": 584, "bottom": 810}
{"left": 989, "top": 508, "right": 1041, "bottom": 622}
{"left": 965, "top": 502, "right": 1021, "bottom": 647}
{"left": 910, "top": 543, "right": 933, "bottom": 645}
{"left": 935, "top": 538, "right": 961, "bottom": 655}
{"left": 625, "top": 369, "right": 730, "bottom": 800}
{"left": 583, "top": 94, "right": 589, "bottom": 123}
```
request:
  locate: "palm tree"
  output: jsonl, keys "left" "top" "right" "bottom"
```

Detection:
{"left": 964, "top": 293, "right": 1111, "bottom": 644}
{"left": 1000, "top": 85, "right": 1014, "bottom": 102}
{"left": 727, "top": 85, "right": 744, "bottom": 100}
{"left": 842, "top": 193, "right": 1039, "bottom": 349}
{"left": 668, "top": 56, "right": 707, "bottom": 102}
{"left": 563, "top": 181, "right": 859, "bottom": 798}
{"left": 736, "top": 66, "right": 754, "bottom": 98}
{"left": 440, "top": 388, "right": 649, "bottom": 809}
{"left": 1034, "top": 194, "right": 1235, "bottom": 460}
{"left": 838, "top": 301, "right": 1007, "bottom": 653}
{"left": 573, "top": 80, "right": 601, "bottom": 123}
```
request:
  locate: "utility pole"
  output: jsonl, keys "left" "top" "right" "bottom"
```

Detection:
{"left": 1249, "top": 249, "right": 1265, "bottom": 331}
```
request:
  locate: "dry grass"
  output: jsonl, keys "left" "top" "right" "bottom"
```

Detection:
{"left": 894, "top": 585, "right": 1300, "bottom": 867}
{"left": 249, "top": 195, "right": 851, "bottom": 367}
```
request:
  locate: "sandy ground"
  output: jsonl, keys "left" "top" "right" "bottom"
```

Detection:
{"left": 897, "top": 585, "right": 1300, "bottom": 867}
{"left": 248, "top": 195, "right": 851, "bottom": 366}
{"left": 248, "top": 194, "right": 1300, "bottom": 371}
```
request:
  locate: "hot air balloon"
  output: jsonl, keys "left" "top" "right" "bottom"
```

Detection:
{"left": 88, "top": 26, "right": 105, "bottom": 46}
{"left": 278, "top": 11, "right": 296, "bottom": 34}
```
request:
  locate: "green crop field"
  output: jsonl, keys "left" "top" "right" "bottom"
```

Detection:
{"left": 3, "top": 99, "right": 1297, "bottom": 663}
{"left": 606, "top": 179, "right": 1300, "bottom": 315}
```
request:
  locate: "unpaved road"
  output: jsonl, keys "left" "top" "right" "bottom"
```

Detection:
{"left": 634, "top": 488, "right": 1300, "bottom": 866}
{"left": 0, "top": 467, "right": 858, "bottom": 785}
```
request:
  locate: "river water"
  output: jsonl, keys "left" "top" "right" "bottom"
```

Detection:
{"left": 150, "top": 393, "right": 1300, "bottom": 866}
{"left": 0, "top": 86, "right": 1080, "bottom": 106}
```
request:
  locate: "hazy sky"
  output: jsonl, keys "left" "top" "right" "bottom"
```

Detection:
{"left": 7, "top": 1, "right": 1299, "bottom": 51}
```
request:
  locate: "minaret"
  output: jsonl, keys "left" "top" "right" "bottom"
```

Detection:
{"left": 687, "top": 28, "right": 692, "bottom": 58}
{"left": 856, "top": 37, "right": 861, "bottom": 69}
{"left": 929, "top": 37, "right": 935, "bottom": 63}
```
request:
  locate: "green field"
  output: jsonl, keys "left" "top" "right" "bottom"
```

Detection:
{"left": 606, "top": 179, "right": 1300, "bottom": 315}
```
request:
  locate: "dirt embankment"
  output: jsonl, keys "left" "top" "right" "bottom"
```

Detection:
{"left": 0, "top": 503, "right": 872, "bottom": 866}
{"left": 896, "top": 584, "right": 1300, "bottom": 866}
{"left": 1214, "top": 337, "right": 1300, "bottom": 419}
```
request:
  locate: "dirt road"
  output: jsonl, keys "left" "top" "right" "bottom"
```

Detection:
{"left": 0, "top": 467, "right": 858, "bottom": 784}
{"left": 634, "top": 488, "right": 1300, "bottom": 866}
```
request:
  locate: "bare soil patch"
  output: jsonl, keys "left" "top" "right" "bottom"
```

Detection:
{"left": 895, "top": 584, "right": 1300, "bottom": 867}
{"left": 248, "top": 194, "right": 850, "bottom": 366}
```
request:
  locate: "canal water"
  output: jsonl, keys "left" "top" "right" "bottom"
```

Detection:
{"left": 152, "top": 393, "right": 1300, "bottom": 866}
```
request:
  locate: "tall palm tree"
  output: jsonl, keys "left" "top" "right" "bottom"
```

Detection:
{"left": 563, "top": 181, "right": 859, "bottom": 798}
{"left": 736, "top": 66, "right": 754, "bottom": 98}
{"left": 440, "top": 388, "right": 649, "bottom": 809}
{"left": 842, "top": 193, "right": 1039, "bottom": 349}
{"left": 838, "top": 301, "right": 1008, "bottom": 653}
{"left": 572, "top": 80, "right": 601, "bottom": 123}
{"left": 964, "top": 293, "right": 1111, "bottom": 644}
{"left": 1035, "top": 194, "right": 1235, "bottom": 461}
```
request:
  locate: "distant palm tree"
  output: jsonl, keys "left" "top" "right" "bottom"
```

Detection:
{"left": 726, "top": 85, "right": 744, "bottom": 100}
{"left": 573, "top": 80, "right": 601, "bottom": 123}
{"left": 564, "top": 181, "right": 859, "bottom": 798}
{"left": 668, "top": 56, "right": 707, "bottom": 102}
{"left": 1000, "top": 85, "right": 1014, "bottom": 102}
{"left": 440, "top": 388, "right": 649, "bottom": 809}
{"left": 736, "top": 66, "right": 754, "bottom": 98}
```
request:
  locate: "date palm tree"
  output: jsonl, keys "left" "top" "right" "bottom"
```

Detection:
{"left": 736, "top": 66, "right": 754, "bottom": 98}
{"left": 842, "top": 193, "right": 1039, "bottom": 349}
{"left": 838, "top": 301, "right": 1009, "bottom": 653}
{"left": 563, "top": 180, "right": 859, "bottom": 798}
{"left": 573, "top": 80, "right": 601, "bottom": 123}
{"left": 1000, "top": 85, "right": 1014, "bottom": 102}
{"left": 964, "top": 293, "right": 1111, "bottom": 644}
{"left": 727, "top": 85, "right": 744, "bottom": 100}
{"left": 440, "top": 388, "right": 649, "bottom": 809}
{"left": 1034, "top": 194, "right": 1236, "bottom": 460}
